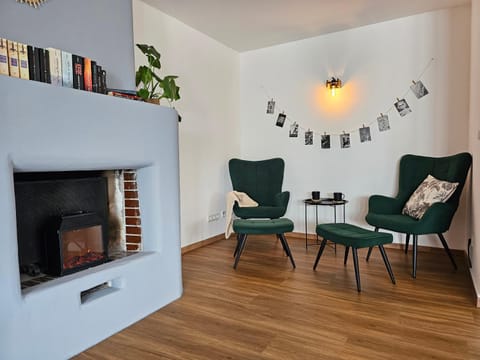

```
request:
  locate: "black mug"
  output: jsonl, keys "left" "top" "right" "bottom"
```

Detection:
{"left": 312, "top": 191, "right": 320, "bottom": 201}
{"left": 333, "top": 192, "right": 344, "bottom": 201}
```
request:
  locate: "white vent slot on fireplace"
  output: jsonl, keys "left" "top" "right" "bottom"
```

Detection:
{"left": 80, "top": 277, "right": 124, "bottom": 304}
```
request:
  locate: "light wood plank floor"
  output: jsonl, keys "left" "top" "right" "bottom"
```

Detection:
{"left": 75, "top": 236, "right": 480, "bottom": 359}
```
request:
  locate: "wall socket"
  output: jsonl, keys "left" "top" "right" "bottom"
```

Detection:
{"left": 208, "top": 213, "right": 221, "bottom": 222}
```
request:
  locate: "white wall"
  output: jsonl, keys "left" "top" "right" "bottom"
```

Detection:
{"left": 132, "top": 0, "right": 240, "bottom": 247}
{"left": 469, "top": 0, "right": 480, "bottom": 301}
{"left": 240, "top": 7, "right": 471, "bottom": 249}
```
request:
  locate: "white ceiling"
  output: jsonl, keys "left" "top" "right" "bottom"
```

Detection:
{"left": 141, "top": 0, "right": 470, "bottom": 52}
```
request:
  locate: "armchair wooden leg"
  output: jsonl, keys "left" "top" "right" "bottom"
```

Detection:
{"left": 365, "top": 227, "right": 379, "bottom": 262}
{"left": 438, "top": 233, "right": 458, "bottom": 270}
{"left": 412, "top": 234, "right": 418, "bottom": 278}
{"left": 313, "top": 238, "right": 328, "bottom": 270}
{"left": 405, "top": 234, "right": 410, "bottom": 254}
{"left": 233, "top": 234, "right": 248, "bottom": 269}
{"left": 352, "top": 248, "right": 361, "bottom": 292}
{"left": 344, "top": 246, "right": 350, "bottom": 265}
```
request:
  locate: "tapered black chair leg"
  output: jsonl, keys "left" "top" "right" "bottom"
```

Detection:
{"left": 233, "top": 234, "right": 248, "bottom": 269}
{"left": 276, "top": 234, "right": 289, "bottom": 256}
{"left": 344, "top": 246, "right": 350, "bottom": 265}
{"left": 233, "top": 233, "right": 241, "bottom": 258}
{"left": 378, "top": 245, "right": 396, "bottom": 284}
{"left": 405, "top": 233, "right": 410, "bottom": 254}
{"left": 438, "top": 233, "right": 457, "bottom": 270}
{"left": 313, "top": 238, "right": 328, "bottom": 270}
{"left": 365, "top": 228, "right": 379, "bottom": 262}
{"left": 412, "top": 234, "right": 418, "bottom": 278}
{"left": 279, "top": 233, "right": 296, "bottom": 268}
{"left": 352, "top": 248, "right": 361, "bottom": 292}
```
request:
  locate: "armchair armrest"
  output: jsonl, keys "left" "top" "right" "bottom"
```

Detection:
{"left": 274, "top": 191, "right": 290, "bottom": 208}
{"left": 418, "top": 202, "right": 456, "bottom": 233}
{"left": 368, "top": 195, "right": 404, "bottom": 215}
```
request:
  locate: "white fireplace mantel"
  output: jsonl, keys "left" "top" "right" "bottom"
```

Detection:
{"left": 0, "top": 76, "right": 182, "bottom": 359}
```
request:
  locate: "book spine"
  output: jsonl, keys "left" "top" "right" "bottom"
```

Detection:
{"left": 0, "top": 38, "right": 8, "bottom": 76}
{"left": 96, "top": 65, "right": 103, "bottom": 93}
{"left": 91, "top": 60, "right": 98, "bottom": 93}
{"left": 101, "top": 69, "right": 107, "bottom": 94}
{"left": 36, "top": 48, "right": 45, "bottom": 82}
{"left": 47, "top": 47, "right": 62, "bottom": 86}
{"left": 83, "top": 57, "right": 92, "bottom": 91}
{"left": 72, "top": 54, "right": 84, "bottom": 90}
{"left": 7, "top": 41, "right": 19, "bottom": 78}
{"left": 61, "top": 51, "right": 73, "bottom": 88}
{"left": 18, "top": 43, "right": 29, "bottom": 80}
{"left": 27, "top": 45, "right": 40, "bottom": 81}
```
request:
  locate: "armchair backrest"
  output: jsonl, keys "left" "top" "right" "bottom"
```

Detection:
{"left": 397, "top": 152, "right": 472, "bottom": 208}
{"left": 229, "top": 158, "right": 285, "bottom": 206}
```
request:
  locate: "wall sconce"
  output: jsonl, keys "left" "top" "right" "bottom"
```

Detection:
{"left": 326, "top": 77, "right": 342, "bottom": 96}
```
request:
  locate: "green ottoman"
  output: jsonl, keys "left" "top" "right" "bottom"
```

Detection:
{"left": 232, "top": 218, "right": 295, "bottom": 269}
{"left": 314, "top": 223, "right": 395, "bottom": 292}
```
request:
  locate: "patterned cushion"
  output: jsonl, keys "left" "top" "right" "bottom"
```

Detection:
{"left": 402, "top": 175, "right": 458, "bottom": 219}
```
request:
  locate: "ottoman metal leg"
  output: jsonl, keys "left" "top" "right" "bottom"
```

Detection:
{"left": 378, "top": 245, "right": 396, "bottom": 284}
{"left": 233, "top": 234, "right": 248, "bottom": 269}
{"left": 344, "top": 246, "right": 350, "bottom": 265}
{"left": 352, "top": 248, "right": 361, "bottom": 292}
{"left": 233, "top": 233, "right": 241, "bottom": 258}
{"left": 313, "top": 238, "right": 328, "bottom": 270}
{"left": 365, "top": 227, "right": 379, "bottom": 262}
{"left": 276, "top": 234, "right": 289, "bottom": 256}
{"left": 278, "top": 233, "right": 296, "bottom": 268}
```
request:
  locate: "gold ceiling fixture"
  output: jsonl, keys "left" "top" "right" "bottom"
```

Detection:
{"left": 17, "top": 0, "right": 47, "bottom": 8}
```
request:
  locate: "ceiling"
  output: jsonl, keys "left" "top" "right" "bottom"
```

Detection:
{"left": 142, "top": 0, "right": 470, "bottom": 52}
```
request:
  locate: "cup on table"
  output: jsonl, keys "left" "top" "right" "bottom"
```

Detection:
{"left": 312, "top": 191, "right": 321, "bottom": 201}
{"left": 333, "top": 192, "right": 344, "bottom": 201}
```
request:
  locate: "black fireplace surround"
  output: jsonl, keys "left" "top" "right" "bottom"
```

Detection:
{"left": 14, "top": 171, "right": 110, "bottom": 277}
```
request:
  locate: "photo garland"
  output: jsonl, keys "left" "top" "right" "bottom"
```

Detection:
{"left": 264, "top": 58, "right": 434, "bottom": 149}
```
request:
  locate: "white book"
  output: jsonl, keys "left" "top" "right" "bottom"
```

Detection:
{"left": 0, "top": 38, "right": 8, "bottom": 76}
{"left": 17, "top": 43, "right": 29, "bottom": 80}
{"left": 61, "top": 50, "right": 73, "bottom": 88}
{"left": 47, "top": 47, "right": 62, "bottom": 86}
{"left": 7, "top": 40, "right": 19, "bottom": 78}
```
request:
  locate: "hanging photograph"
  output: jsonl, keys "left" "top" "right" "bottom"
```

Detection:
{"left": 305, "top": 130, "right": 313, "bottom": 145}
{"left": 289, "top": 122, "right": 299, "bottom": 137}
{"left": 276, "top": 112, "right": 286, "bottom": 127}
{"left": 394, "top": 98, "right": 412, "bottom": 117}
{"left": 340, "top": 133, "right": 351, "bottom": 149}
{"left": 410, "top": 81, "right": 429, "bottom": 99}
{"left": 377, "top": 114, "right": 390, "bottom": 132}
{"left": 321, "top": 134, "right": 331, "bottom": 149}
{"left": 266, "top": 99, "right": 276, "bottom": 114}
{"left": 359, "top": 126, "right": 372, "bottom": 143}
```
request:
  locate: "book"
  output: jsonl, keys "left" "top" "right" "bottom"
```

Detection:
{"left": 101, "top": 69, "right": 107, "bottom": 94}
{"left": 46, "top": 47, "right": 62, "bottom": 86}
{"left": 91, "top": 60, "right": 98, "bottom": 93}
{"left": 38, "top": 48, "right": 51, "bottom": 83}
{"left": 106, "top": 88, "right": 137, "bottom": 96}
{"left": 0, "top": 38, "right": 8, "bottom": 76}
{"left": 27, "top": 45, "right": 41, "bottom": 81}
{"left": 61, "top": 51, "right": 73, "bottom": 88}
{"left": 17, "top": 43, "right": 29, "bottom": 80}
{"left": 7, "top": 41, "right": 20, "bottom": 78}
{"left": 96, "top": 65, "right": 103, "bottom": 93}
{"left": 107, "top": 90, "right": 141, "bottom": 101}
{"left": 72, "top": 54, "right": 84, "bottom": 90}
{"left": 83, "top": 57, "right": 92, "bottom": 91}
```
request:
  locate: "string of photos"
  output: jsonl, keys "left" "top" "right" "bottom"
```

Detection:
{"left": 264, "top": 58, "right": 434, "bottom": 148}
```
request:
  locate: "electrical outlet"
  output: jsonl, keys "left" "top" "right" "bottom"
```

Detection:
{"left": 208, "top": 213, "right": 221, "bottom": 222}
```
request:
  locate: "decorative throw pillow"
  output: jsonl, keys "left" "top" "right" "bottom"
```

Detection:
{"left": 402, "top": 175, "right": 459, "bottom": 219}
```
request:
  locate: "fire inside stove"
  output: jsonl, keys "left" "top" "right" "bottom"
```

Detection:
{"left": 45, "top": 213, "right": 109, "bottom": 276}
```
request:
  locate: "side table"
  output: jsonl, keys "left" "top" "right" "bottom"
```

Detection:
{"left": 304, "top": 198, "right": 348, "bottom": 248}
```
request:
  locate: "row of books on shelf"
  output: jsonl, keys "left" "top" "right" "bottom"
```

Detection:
{"left": 0, "top": 37, "right": 108, "bottom": 94}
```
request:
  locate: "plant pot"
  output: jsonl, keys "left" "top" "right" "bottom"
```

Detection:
{"left": 146, "top": 98, "right": 160, "bottom": 105}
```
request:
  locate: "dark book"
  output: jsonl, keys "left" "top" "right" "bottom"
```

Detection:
{"left": 91, "top": 60, "right": 98, "bottom": 93}
{"left": 38, "top": 48, "right": 51, "bottom": 84}
{"left": 83, "top": 57, "right": 92, "bottom": 91}
{"left": 106, "top": 88, "right": 137, "bottom": 96}
{"left": 96, "top": 65, "right": 103, "bottom": 93}
{"left": 101, "top": 69, "right": 107, "bottom": 94}
{"left": 27, "top": 45, "right": 41, "bottom": 82}
{"left": 72, "top": 54, "right": 84, "bottom": 90}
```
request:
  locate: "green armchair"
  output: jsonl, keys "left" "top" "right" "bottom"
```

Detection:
{"left": 228, "top": 158, "right": 290, "bottom": 219}
{"left": 365, "top": 152, "right": 472, "bottom": 278}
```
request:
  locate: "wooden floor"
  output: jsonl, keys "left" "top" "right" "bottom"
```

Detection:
{"left": 75, "top": 236, "right": 480, "bottom": 360}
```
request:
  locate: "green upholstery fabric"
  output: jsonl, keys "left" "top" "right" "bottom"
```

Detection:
{"left": 229, "top": 158, "right": 289, "bottom": 219}
{"left": 316, "top": 223, "right": 393, "bottom": 248}
{"left": 233, "top": 218, "right": 294, "bottom": 235}
{"left": 365, "top": 153, "right": 472, "bottom": 235}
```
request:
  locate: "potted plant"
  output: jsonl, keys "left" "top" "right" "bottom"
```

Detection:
{"left": 135, "top": 44, "right": 180, "bottom": 105}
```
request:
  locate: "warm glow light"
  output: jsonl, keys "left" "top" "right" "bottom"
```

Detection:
{"left": 313, "top": 80, "right": 362, "bottom": 119}
{"left": 326, "top": 77, "right": 342, "bottom": 97}
{"left": 331, "top": 87, "right": 337, "bottom": 97}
